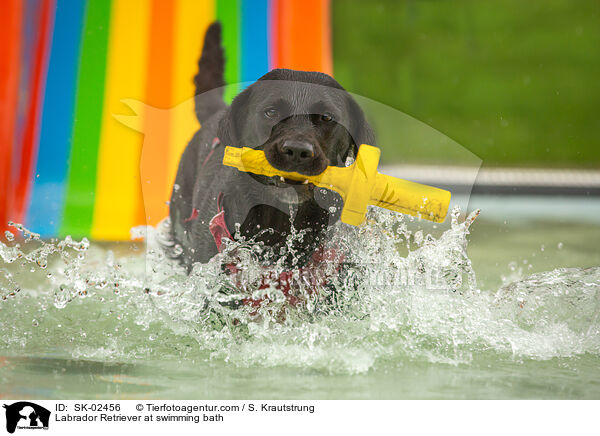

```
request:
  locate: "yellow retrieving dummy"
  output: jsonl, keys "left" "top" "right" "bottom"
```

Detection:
{"left": 223, "top": 144, "right": 451, "bottom": 226}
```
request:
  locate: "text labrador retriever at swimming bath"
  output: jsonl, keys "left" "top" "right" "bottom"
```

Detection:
{"left": 168, "top": 22, "right": 375, "bottom": 269}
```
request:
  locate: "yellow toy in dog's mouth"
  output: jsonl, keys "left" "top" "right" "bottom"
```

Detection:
{"left": 223, "top": 144, "right": 451, "bottom": 225}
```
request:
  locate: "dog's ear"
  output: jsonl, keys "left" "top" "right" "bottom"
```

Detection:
{"left": 217, "top": 87, "right": 251, "bottom": 146}
{"left": 346, "top": 96, "right": 376, "bottom": 147}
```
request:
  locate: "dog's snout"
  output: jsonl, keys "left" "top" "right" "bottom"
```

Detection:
{"left": 280, "top": 141, "right": 315, "bottom": 164}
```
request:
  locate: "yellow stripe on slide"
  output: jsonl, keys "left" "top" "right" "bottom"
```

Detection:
{"left": 168, "top": 0, "right": 215, "bottom": 188}
{"left": 92, "top": 0, "right": 151, "bottom": 240}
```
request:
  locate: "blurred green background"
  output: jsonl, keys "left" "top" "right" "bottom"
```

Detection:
{"left": 332, "top": 0, "right": 600, "bottom": 167}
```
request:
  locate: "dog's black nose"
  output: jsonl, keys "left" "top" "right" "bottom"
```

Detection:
{"left": 280, "top": 141, "right": 315, "bottom": 164}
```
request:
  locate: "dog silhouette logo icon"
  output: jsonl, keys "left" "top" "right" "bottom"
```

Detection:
{"left": 2, "top": 402, "right": 50, "bottom": 434}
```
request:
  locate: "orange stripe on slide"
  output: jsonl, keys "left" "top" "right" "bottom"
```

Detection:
{"left": 112, "top": 0, "right": 214, "bottom": 234}
{"left": 139, "top": 0, "right": 175, "bottom": 226}
{"left": 271, "top": 0, "right": 332, "bottom": 75}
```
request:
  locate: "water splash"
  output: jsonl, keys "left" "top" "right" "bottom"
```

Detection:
{"left": 1, "top": 209, "right": 599, "bottom": 374}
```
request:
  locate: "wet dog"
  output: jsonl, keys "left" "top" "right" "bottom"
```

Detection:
{"left": 169, "top": 22, "right": 375, "bottom": 269}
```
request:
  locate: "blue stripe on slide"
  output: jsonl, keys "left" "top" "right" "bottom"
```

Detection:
{"left": 241, "top": 0, "right": 269, "bottom": 84}
{"left": 26, "top": 0, "right": 87, "bottom": 237}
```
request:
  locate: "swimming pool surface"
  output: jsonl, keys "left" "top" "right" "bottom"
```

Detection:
{"left": 1, "top": 197, "right": 599, "bottom": 399}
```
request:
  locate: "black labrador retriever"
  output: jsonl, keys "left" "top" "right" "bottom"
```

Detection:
{"left": 168, "top": 22, "right": 375, "bottom": 270}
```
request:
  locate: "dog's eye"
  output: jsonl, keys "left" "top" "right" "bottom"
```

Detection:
{"left": 264, "top": 107, "right": 279, "bottom": 119}
{"left": 321, "top": 112, "right": 334, "bottom": 122}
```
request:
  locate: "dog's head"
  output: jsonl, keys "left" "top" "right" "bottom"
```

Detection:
{"left": 217, "top": 69, "right": 375, "bottom": 263}
{"left": 219, "top": 69, "right": 374, "bottom": 172}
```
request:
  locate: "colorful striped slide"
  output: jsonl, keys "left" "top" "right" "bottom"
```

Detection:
{"left": 0, "top": 0, "right": 332, "bottom": 240}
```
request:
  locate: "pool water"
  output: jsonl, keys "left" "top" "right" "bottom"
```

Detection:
{"left": 1, "top": 198, "right": 599, "bottom": 399}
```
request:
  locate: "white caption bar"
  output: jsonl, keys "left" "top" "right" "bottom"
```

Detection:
{"left": 0, "top": 400, "right": 597, "bottom": 436}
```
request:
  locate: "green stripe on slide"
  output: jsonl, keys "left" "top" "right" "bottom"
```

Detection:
{"left": 217, "top": 0, "right": 241, "bottom": 103}
{"left": 60, "top": 0, "right": 111, "bottom": 238}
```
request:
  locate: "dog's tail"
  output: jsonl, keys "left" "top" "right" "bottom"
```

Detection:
{"left": 194, "top": 21, "right": 226, "bottom": 123}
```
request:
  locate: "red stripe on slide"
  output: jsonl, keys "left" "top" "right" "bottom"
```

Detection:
{"left": 0, "top": 0, "right": 23, "bottom": 234}
{"left": 10, "top": 0, "right": 55, "bottom": 226}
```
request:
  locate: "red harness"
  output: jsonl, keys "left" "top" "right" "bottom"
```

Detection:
{"left": 209, "top": 193, "right": 342, "bottom": 308}
{"left": 185, "top": 138, "right": 344, "bottom": 309}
